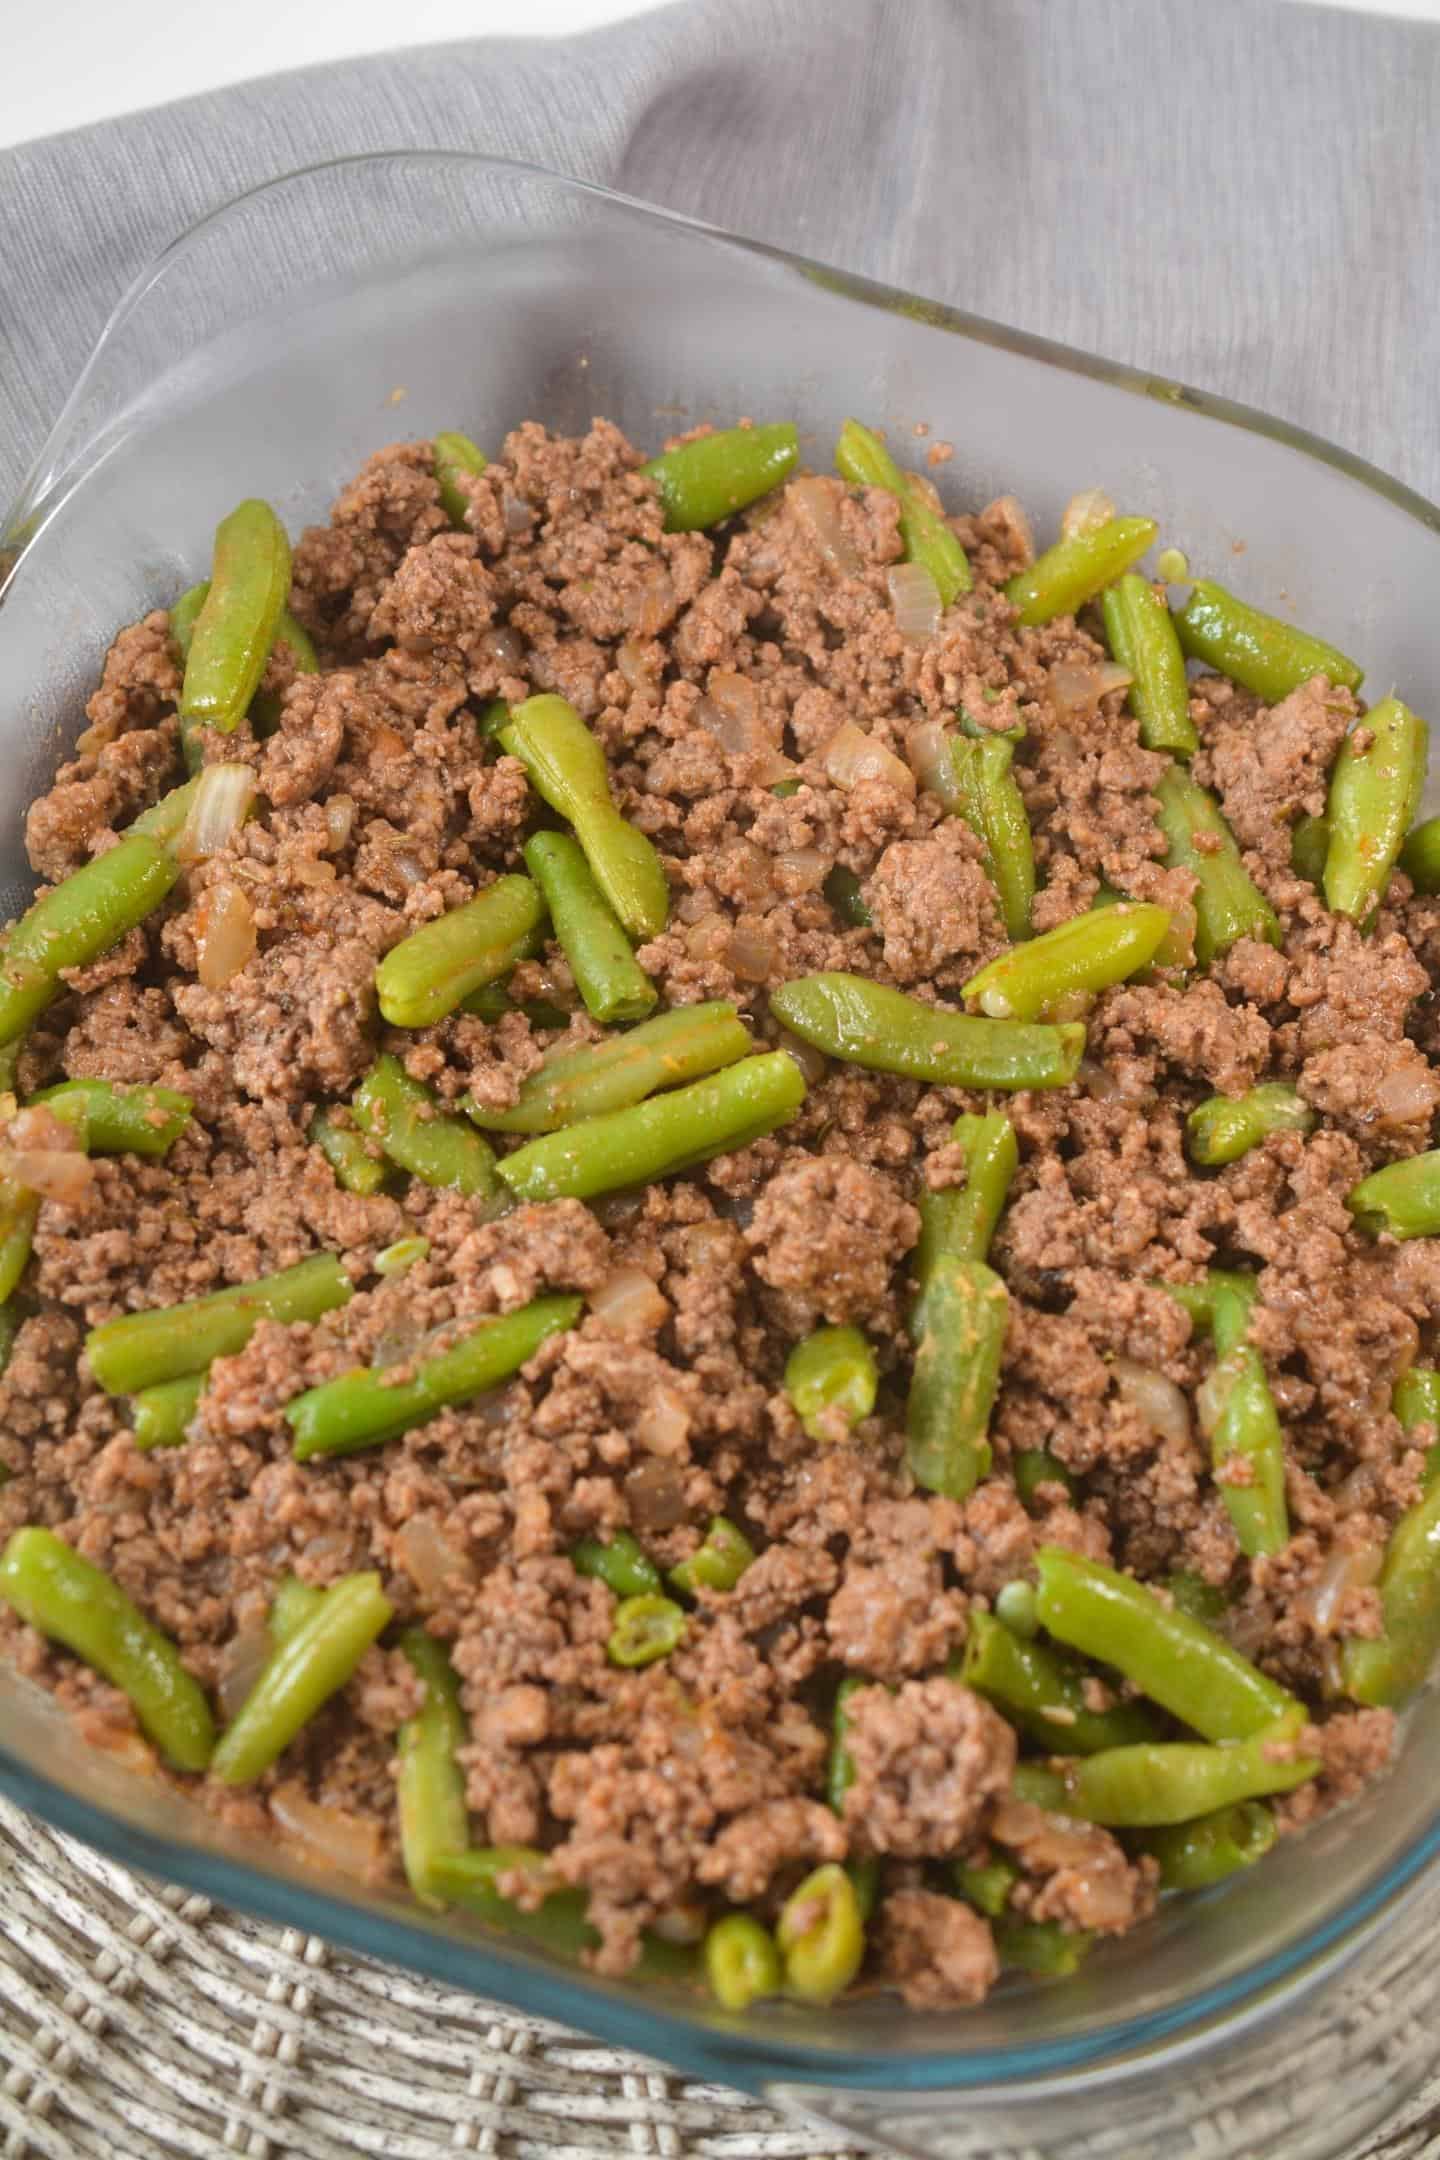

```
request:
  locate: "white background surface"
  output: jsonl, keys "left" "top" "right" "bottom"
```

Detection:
{"left": 0, "top": 0, "right": 1436, "bottom": 150}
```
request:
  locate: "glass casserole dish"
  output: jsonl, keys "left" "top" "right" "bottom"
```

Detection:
{"left": 3, "top": 152, "right": 1440, "bottom": 2160}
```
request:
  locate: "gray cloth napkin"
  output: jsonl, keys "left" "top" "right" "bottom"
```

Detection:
{"left": 1, "top": 0, "right": 1438, "bottom": 524}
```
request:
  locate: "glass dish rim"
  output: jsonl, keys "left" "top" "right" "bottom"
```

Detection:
{"left": 2, "top": 145, "right": 1440, "bottom": 2098}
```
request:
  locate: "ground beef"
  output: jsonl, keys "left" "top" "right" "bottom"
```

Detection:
{"left": 745, "top": 1155, "right": 920, "bottom": 1329}
{"left": 841, "top": 1680, "right": 1017, "bottom": 1856}
{"left": 878, "top": 1889, "right": 998, "bottom": 2009}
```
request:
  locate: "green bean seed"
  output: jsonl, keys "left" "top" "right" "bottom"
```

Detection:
{"left": 1154, "top": 767, "right": 1280, "bottom": 968}
{"left": 784, "top": 1324, "right": 878, "bottom": 1440}
{"left": 770, "top": 973, "right": 1084, "bottom": 1090}
{"left": 469, "top": 1003, "right": 752, "bottom": 1136}
{"left": 1005, "top": 516, "right": 1157, "bottom": 627}
{"left": 500, "top": 696, "right": 669, "bottom": 941}
{"left": 375, "top": 876, "right": 547, "bottom": 1030}
{"left": 86, "top": 1252, "right": 353, "bottom": 1395}
{"left": 0, "top": 835, "right": 181, "bottom": 1044}
{"left": 1141, "top": 1800, "right": 1276, "bottom": 1889}
{"left": 375, "top": 1236, "right": 430, "bottom": 1277}
{"left": 995, "top": 1580, "right": 1040, "bottom": 1636}
{"left": 669, "top": 1516, "right": 755, "bottom": 1596}
{"left": 212, "top": 1570, "right": 393, "bottom": 1784}
{"left": 32, "top": 1079, "right": 191, "bottom": 1158}
{"left": 963, "top": 903, "right": 1170, "bottom": 1022}
{"left": 522, "top": 831, "right": 655, "bottom": 1025}
{"left": 571, "top": 1531, "right": 662, "bottom": 1599}
{"left": 397, "top": 1629, "right": 471, "bottom": 1901}
{"left": 1173, "top": 579, "right": 1362, "bottom": 702}
{"left": 433, "top": 431, "right": 488, "bottom": 527}
{"left": 607, "top": 1593, "right": 686, "bottom": 1667}
{"left": 353, "top": 1056, "right": 498, "bottom": 1198}
{"left": 1323, "top": 697, "right": 1429, "bottom": 922}
{"left": 1101, "top": 574, "right": 1198, "bottom": 757}
{"left": 704, "top": 1913, "right": 783, "bottom": 2010}
{"left": 1186, "top": 1083, "right": 1315, "bottom": 1167}
{"left": 642, "top": 422, "right": 799, "bottom": 533}
{"left": 835, "top": 418, "right": 971, "bottom": 603}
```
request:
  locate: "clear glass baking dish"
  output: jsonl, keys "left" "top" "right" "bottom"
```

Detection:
{"left": 4, "top": 152, "right": 1440, "bottom": 2160}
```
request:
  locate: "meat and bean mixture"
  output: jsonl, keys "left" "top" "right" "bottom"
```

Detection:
{"left": 3, "top": 410, "right": 1439, "bottom": 2013}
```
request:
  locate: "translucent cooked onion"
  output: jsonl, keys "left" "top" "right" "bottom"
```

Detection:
{"left": 394, "top": 853, "right": 428, "bottom": 889}
{"left": 777, "top": 1028, "right": 828, "bottom": 1085}
{"left": 650, "top": 1900, "right": 707, "bottom": 1945}
{"left": 790, "top": 476, "right": 863, "bottom": 575}
{"left": 196, "top": 882, "right": 256, "bottom": 989}
{"left": 625, "top": 1457, "right": 689, "bottom": 1527}
{"left": 684, "top": 912, "right": 730, "bottom": 962}
{"left": 694, "top": 678, "right": 791, "bottom": 781}
{"left": 371, "top": 723, "right": 407, "bottom": 760}
{"left": 1047, "top": 661, "right": 1133, "bottom": 715}
{"left": 0, "top": 1148, "right": 95, "bottom": 1205}
{"left": 1195, "top": 1361, "right": 1237, "bottom": 1441}
{"left": 217, "top": 1623, "right": 273, "bottom": 1721}
{"left": 482, "top": 623, "right": 526, "bottom": 668}
{"left": 772, "top": 848, "right": 831, "bottom": 894}
{"left": 396, "top": 1515, "right": 473, "bottom": 1598}
{"left": 8, "top": 1105, "right": 84, "bottom": 1156}
{"left": 904, "top": 719, "right": 963, "bottom": 812}
{"left": 616, "top": 639, "right": 654, "bottom": 689}
{"left": 1304, "top": 1543, "right": 1385, "bottom": 1635}
{"left": 1376, "top": 1064, "right": 1437, "bottom": 1126}
{"left": 371, "top": 1313, "right": 427, "bottom": 1370}
{"left": 589, "top": 1267, "right": 670, "bottom": 1336}
{"left": 723, "top": 839, "right": 775, "bottom": 903}
{"left": 725, "top": 922, "right": 777, "bottom": 983}
{"left": 1111, "top": 1359, "right": 1193, "bottom": 1447}
{"left": 177, "top": 763, "right": 256, "bottom": 864}
{"left": 323, "top": 795, "right": 356, "bottom": 852}
{"left": 291, "top": 856, "right": 337, "bottom": 887}
{"left": 1061, "top": 488, "right": 1116, "bottom": 540}
{"left": 1078, "top": 1058, "right": 1120, "bottom": 1101}
{"left": 271, "top": 1780, "right": 386, "bottom": 1878}
{"left": 636, "top": 1385, "right": 692, "bottom": 1458}
{"left": 887, "top": 561, "right": 943, "bottom": 643}
{"left": 501, "top": 488, "right": 532, "bottom": 535}
{"left": 677, "top": 1220, "right": 738, "bottom": 1268}
{"left": 823, "top": 720, "right": 916, "bottom": 797}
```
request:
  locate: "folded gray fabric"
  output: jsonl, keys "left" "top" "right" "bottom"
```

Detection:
{"left": 1, "top": 0, "right": 1436, "bottom": 525}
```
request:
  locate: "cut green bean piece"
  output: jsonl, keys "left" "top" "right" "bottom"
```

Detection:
{"left": 1101, "top": 574, "right": 1198, "bottom": 757}
{"left": 398, "top": 1629, "right": 470, "bottom": 1901}
{"left": 131, "top": 1373, "right": 205, "bottom": 1451}
{"left": 571, "top": 1531, "right": 662, "bottom": 1599}
{"left": 1190, "top": 1271, "right": 1289, "bottom": 1559}
{"left": 1395, "top": 1365, "right": 1440, "bottom": 1489}
{"left": 1154, "top": 767, "right": 1280, "bottom": 968}
{"left": 641, "top": 422, "right": 799, "bottom": 533}
{"left": 916, "top": 1112, "right": 1018, "bottom": 1281}
{"left": 1059, "top": 1713, "right": 1319, "bottom": 1826}
{"left": 776, "top": 1862, "right": 864, "bottom": 2005}
{"left": 1005, "top": 516, "right": 1157, "bottom": 628}
{"left": 353, "top": 1056, "right": 498, "bottom": 1198}
{"left": 1011, "top": 1762, "right": 1070, "bottom": 1811}
{"left": 1035, "top": 1547, "right": 1300, "bottom": 1741}
{"left": 496, "top": 1051, "right": 805, "bottom": 1204}
{"left": 376, "top": 1236, "right": 430, "bottom": 1279}
{"left": 32, "top": 1079, "right": 191, "bottom": 1158}
{"left": 1341, "top": 1474, "right": 1440, "bottom": 1706}
{"left": 428, "top": 1845, "right": 598, "bottom": 1954}
{"left": 704, "top": 1913, "right": 783, "bottom": 2010}
{"left": 996, "top": 1920, "right": 1095, "bottom": 1977}
{"left": 784, "top": 1324, "right": 878, "bottom": 1440}
{"left": 1166, "top": 1571, "right": 1228, "bottom": 1625}
{"left": 1291, "top": 812, "right": 1330, "bottom": 887}
{"left": 1347, "top": 1151, "right": 1440, "bottom": 1241}
{"left": 607, "top": 1592, "right": 686, "bottom": 1667}
{"left": 269, "top": 1575, "right": 326, "bottom": 1647}
{"left": 950, "top": 734, "right": 1035, "bottom": 941}
{"left": 0, "top": 835, "right": 181, "bottom": 1045}
{"left": 288, "top": 1294, "right": 580, "bottom": 1461}
{"left": 823, "top": 864, "right": 873, "bottom": 928}
{"left": 0, "top": 1300, "right": 19, "bottom": 1386}
{"left": 212, "top": 1570, "right": 392, "bottom": 1784}
{"left": 179, "top": 502, "right": 292, "bottom": 743}
{"left": 86, "top": 1252, "right": 352, "bottom": 1396}
{"left": 469, "top": 1002, "right": 751, "bottom": 1136}
{"left": 1186, "top": 1084, "right": 1315, "bottom": 1167}
{"left": 952, "top": 1858, "right": 1019, "bottom": 1917}
{"left": 835, "top": 418, "right": 971, "bottom": 603}
{"left": 669, "top": 1516, "right": 755, "bottom": 1596}
{"left": 0, "top": 1185, "right": 38, "bottom": 1304}
{"left": 0, "top": 1527, "right": 214, "bottom": 1772}
{"left": 1174, "top": 579, "right": 1362, "bottom": 702}
{"left": 1014, "top": 1449, "right": 1076, "bottom": 1511}
{"left": 310, "top": 1109, "right": 390, "bottom": 1195}
{"left": 963, "top": 903, "right": 1170, "bottom": 1023}
{"left": 130, "top": 775, "right": 202, "bottom": 845}
{"left": 1142, "top": 1800, "right": 1276, "bottom": 1889}
{"left": 500, "top": 696, "right": 669, "bottom": 941}
{"left": 375, "top": 876, "right": 546, "bottom": 1030}
{"left": 433, "top": 431, "right": 488, "bottom": 527}
{"left": 826, "top": 1674, "right": 866, "bottom": 1815}
{"left": 770, "top": 973, "right": 1084, "bottom": 1091}
{"left": 961, "top": 1610, "right": 1161, "bottom": 1755}
{"left": 1323, "top": 697, "right": 1429, "bottom": 922}
{"left": 168, "top": 581, "right": 209, "bottom": 659}
{"left": 907, "top": 1255, "right": 1006, "bottom": 1501}
{"left": 1400, "top": 815, "right": 1440, "bottom": 895}
{"left": 171, "top": 579, "right": 313, "bottom": 679}
{"left": 521, "top": 831, "right": 655, "bottom": 1025}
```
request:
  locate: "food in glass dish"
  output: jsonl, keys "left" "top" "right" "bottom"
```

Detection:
{"left": 0, "top": 406, "right": 1434, "bottom": 2012}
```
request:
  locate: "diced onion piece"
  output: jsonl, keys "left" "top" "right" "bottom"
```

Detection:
{"left": 590, "top": 1267, "right": 670, "bottom": 1337}
{"left": 725, "top": 922, "right": 777, "bottom": 983}
{"left": 777, "top": 1028, "right": 828, "bottom": 1085}
{"left": 371, "top": 1313, "right": 426, "bottom": 1370}
{"left": 823, "top": 721, "right": 915, "bottom": 798}
{"left": 790, "top": 476, "right": 863, "bottom": 575}
{"left": 625, "top": 1457, "right": 689, "bottom": 1528}
{"left": 1304, "top": 1543, "right": 1385, "bottom": 1635}
{"left": 394, "top": 853, "right": 428, "bottom": 889}
{"left": 636, "top": 1385, "right": 692, "bottom": 1458}
{"left": 616, "top": 638, "right": 655, "bottom": 689}
{"left": 177, "top": 763, "right": 257, "bottom": 865}
{"left": 651, "top": 1900, "right": 708, "bottom": 1945}
{"left": 887, "top": 561, "right": 942, "bottom": 643}
{"left": 772, "top": 848, "right": 832, "bottom": 895}
{"left": 195, "top": 882, "right": 256, "bottom": 988}
{"left": 904, "top": 719, "right": 963, "bottom": 813}
{"left": 0, "top": 1149, "right": 95, "bottom": 1206}
{"left": 1196, "top": 1362, "right": 1235, "bottom": 1441}
{"left": 1047, "top": 661, "right": 1132, "bottom": 716}
{"left": 324, "top": 795, "right": 356, "bottom": 852}
{"left": 396, "top": 1515, "right": 473, "bottom": 1599}
{"left": 1061, "top": 488, "right": 1116, "bottom": 541}
{"left": 291, "top": 856, "right": 338, "bottom": 887}
{"left": 1078, "top": 1058, "right": 1120, "bottom": 1101}
{"left": 1376, "top": 1063, "right": 1437, "bottom": 1127}
{"left": 684, "top": 911, "right": 731, "bottom": 962}
{"left": 624, "top": 566, "right": 677, "bottom": 638}
{"left": 501, "top": 488, "right": 532, "bottom": 536}
{"left": 217, "top": 1623, "right": 274, "bottom": 1721}
{"left": 483, "top": 623, "right": 526, "bottom": 668}
{"left": 1111, "top": 1358, "right": 1193, "bottom": 1448}
{"left": 271, "top": 1780, "right": 387, "bottom": 1879}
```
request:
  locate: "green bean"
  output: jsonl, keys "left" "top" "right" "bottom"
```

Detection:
{"left": 607, "top": 1592, "right": 686, "bottom": 1667}
{"left": 212, "top": 1570, "right": 392, "bottom": 1784}
{"left": 309, "top": 1109, "right": 390, "bottom": 1195}
{"left": 775, "top": 1862, "right": 864, "bottom": 2005}
{"left": 835, "top": 418, "right": 971, "bottom": 603}
{"left": 1323, "top": 697, "right": 1429, "bottom": 922}
{"left": 130, "top": 775, "right": 202, "bottom": 845}
{"left": 1291, "top": 812, "right": 1330, "bottom": 887}
{"left": 1035, "top": 1547, "right": 1300, "bottom": 1741}
{"left": 704, "top": 1913, "right": 783, "bottom": 2010}
{"left": 461, "top": 982, "right": 573, "bottom": 1030}
{"left": 1166, "top": 1570, "right": 1228, "bottom": 1625}
{"left": 1141, "top": 1800, "right": 1276, "bottom": 1889}
{"left": 168, "top": 581, "right": 209, "bottom": 659}
{"left": 769, "top": 973, "right": 1084, "bottom": 1091}
{"left": 1004, "top": 516, "right": 1157, "bottom": 627}
{"left": 995, "top": 1920, "right": 1094, "bottom": 1977}
{"left": 1014, "top": 1450, "right": 1076, "bottom": 1511}
{"left": 1347, "top": 1151, "right": 1440, "bottom": 1241}
{"left": 826, "top": 1675, "right": 866, "bottom": 1814}
{"left": 1400, "top": 815, "right": 1440, "bottom": 894}
{"left": 571, "top": 1530, "right": 662, "bottom": 1599}
{"left": 1058, "top": 1713, "right": 1319, "bottom": 1826}
{"left": 0, "top": 834, "right": 181, "bottom": 1044}
{"left": 375, "top": 876, "right": 546, "bottom": 1030}
{"left": 995, "top": 1579, "right": 1040, "bottom": 1637}
{"left": 86, "top": 1252, "right": 352, "bottom": 1395}
{"left": 477, "top": 698, "right": 511, "bottom": 738}
{"left": 916, "top": 1111, "right": 1018, "bottom": 1277}
{"left": 907, "top": 1255, "right": 1007, "bottom": 1501}
{"left": 641, "top": 422, "right": 799, "bottom": 533}
{"left": 428, "top": 1845, "right": 597, "bottom": 1955}
{"left": 1395, "top": 1365, "right": 1440, "bottom": 1488}
{"left": 1173, "top": 579, "right": 1363, "bottom": 702}
{"left": 1189, "top": 1270, "right": 1289, "bottom": 1559}
{"left": 352, "top": 1056, "right": 498, "bottom": 1198}
{"left": 0, "top": 1527, "right": 214, "bottom": 1772}
{"left": 131, "top": 1373, "right": 205, "bottom": 1451}
{"left": 397, "top": 1629, "right": 470, "bottom": 1901}
{"left": 246, "top": 605, "right": 319, "bottom": 736}
{"left": 0, "top": 1186, "right": 38, "bottom": 1303}
{"left": 287, "top": 1294, "right": 580, "bottom": 1462}
{"left": 495, "top": 1051, "right": 805, "bottom": 1204}
{"left": 669, "top": 1516, "right": 755, "bottom": 1596}
{"left": 269, "top": 1574, "right": 326, "bottom": 1646}
{"left": 963, "top": 902, "right": 1170, "bottom": 1022}
{"left": 784, "top": 1324, "right": 878, "bottom": 1440}
{"left": 1011, "top": 1762, "right": 1070, "bottom": 1811}
{"left": 0, "top": 1300, "right": 19, "bottom": 1383}
{"left": 1341, "top": 1475, "right": 1440, "bottom": 1707}
{"left": 375, "top": 1235, "right": 429, "bottom": 1277}
{"left": 950, "top": 734, "right": 1035, "bottom": 940}
{"left": 499, "top": 696, "right": 669, "bottom": 941}
{"left": 961, "top": 1610, "right": 1162, "bottom": 1755}
{"left": 178, "top": 503, "right": 292, "bottom": 750}
{"left": 846, "top": 1857, "right": 881, "bottom": 1923}
{"left": 1153, "top": 767, "right": 1280, "bottom": 968}
{"left": 31, "top": 1080, "right": 191, "bottom": 1158}
{"left": 433, "top": 431, "right": 488, "bottom": 527}
{"left": 521, "top": 831, "right": 654, "bottom": 1025}
{"left": 823, "top": 864, "right": 873, "bottom": 928}
{"left": 1185, "top": 1083, "right": 1315, "bottom": 1167}
{"left": 469, "top": 1002, "right": 751, "bottom": 1137}
{"left": 1101, "top": 574, "right": 1198, "bottom": 757}
{"left": 951, "top": 1858, "right": 1019, "bottom": 1918}
{"left": 171, "top": 579, "right": 313, "bottom": 680}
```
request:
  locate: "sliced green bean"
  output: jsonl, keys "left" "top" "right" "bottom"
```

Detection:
{"left": 287, "top": 1294, "right": 581, "bottom": 1461}
{"left": 641, "top": 422, "right": 799, "bottom": 533}
{"left": 1004, "top": 516, "right": 1157, "bottom": 628}
{"left": 375, "top": 1235, "right": 430, "bottom": 1277}
{"left": 500, "top": 696, "right": 668, "bottom": 941}
{"left": 495, "top": 1051, "right": 805, "bottom": 1204}
{"left": 784, "top": 1324, "right": 878, "bottom": 1440}
{"left": 428, "top": 1845, "right": 596, "bottom": 1955}
{"left": 961, "top": 1610, "right": 1161, "bottom": 1755}
{"left": 571, "top": 1531, "right": 662, "bottom": 1599}
{"left": 1153, "top": 767, "right": 1279, "bottom": 968}
{"left": 469, "top": 1002, "right": 751, "bottom": 1137}
{"left": 823, "top": 864, "right": 873, "bottom": 928}
{"left": 1011, "top": 1762, "right": 1070, "bottom": 1811}
{"left": 607, "top": 1592, "right": 686, "bottom": 1667}
{"left": 86, "top": 1252, "right": 353, "bottom": 1395}
{"left": 375, "top": 876, "right": 546, "bottom": 1030}
{"left": 1014, "top": 1450, "right": 1076, "bottom": 1511}
{"left": 1347, "top": 1152, "right": 1440, "bottom": 1241}
{"left": 1400, "top": 815, "right": 1440, "bottom": 895}
{"left": 669, "top": 1516, "right": 755, "bottom": 1596}
{"left": 1059, "top": 1713, "right": 1319, "bottom": 1826}
{"left": 826, "top": 1674, "right": 866, "bottom": 1815}
{"left": 131, "top": 1373, "right": 205, "bottom": 1451}
{"left": 1173, "top": 579, "right": 1362, "bottom": 702}
{"left": 0, "top": 835, "right": 181, "bottom": 1044}
{"left": 952, "top": 1858, "right": 1019, "bottom": 1918}
{"left": 520, "top": 831, "right": 655, "bottom": 1025}
{"left": 907, "top": 1255, "right": 1007, "bottom": 1501}
{"left": 0, "top": 1527, "right": 214, "bottom": 1772}
{"left": 995, "top": 1920, "right": 1094, "bottom": 1976}
{"left": 0, "top": 1185, "right": 38, "bottom": 1304}
{"left": 1396, "top": 1365, "right": 1440, "bottom": 1488}
{"left": 1341, "top": 1473, "right": 1440, "bottom": 1706}
{"left": 1141, "top": 1800, "right": 1276, "bottom": 1889}
{"left": 433, "top": 431, "right": 488, "bottom": 527}
{"left": 1187, "top": 1271, "right": 1289, "bottom": 1559}
{"left": 0, "top": 1300, "right": 19, "bottom": 1386}
{"left": 1101, "top": 573, "right": 1198, "bottom": 757}
{"left": 704, "top": 1913, "right": 783, "bottom": 2010}
{"left": 1291, "top": 812, "right": 1330, "bottom": 887}
{"left": 1186, "top": 1083, "right": 1315, "bottom": 1167}
{"left": 1323, "top": 697, "right": 1429, "bottom": 922}
{"left": 171, "top": 579, "right": 313, "bottom": 679}
{"left": 179, "top": 503, "right": 292, "bottom": 746}
{"left": 353, "top": 1056, "right": 497, "bottom": 1199}
{"left": 835, "top": 418, "right": 971, "bottom": 603}
{"left": 130, "top": 775, "right": 202, "bottom": 845}
{"left": 963, "top": 902, "right": 1170, "bottom": 1022}
{"left": 951, "top": 734, "right": 1035, "bottom": 941}
{"left": 309, "top": 1109, "right": 390, "bottom": 1195}
{"left": 916, "top": 1111, "right": 1018, "bottom": 1278}
{"left": 775, "top": 1862, "right": 864, "bottom": 2005}
{"left": 770, "top": 973, "right": 1084, "bottom": 1091}
{"left": 269, "top": 1575, "right": 326, "bottom": 1646}
{"left": 212, "top": 1570, "right": 392, "bottom": 1784}
{"left": 32, "top": 1079, "right": 191, "bottom": 1158}
{"left": 398, "top": 1629, "right": 470, "bottom": 1900}
{"left": 1166, "top": 1571, "right": 1229, "bottom": 1625}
